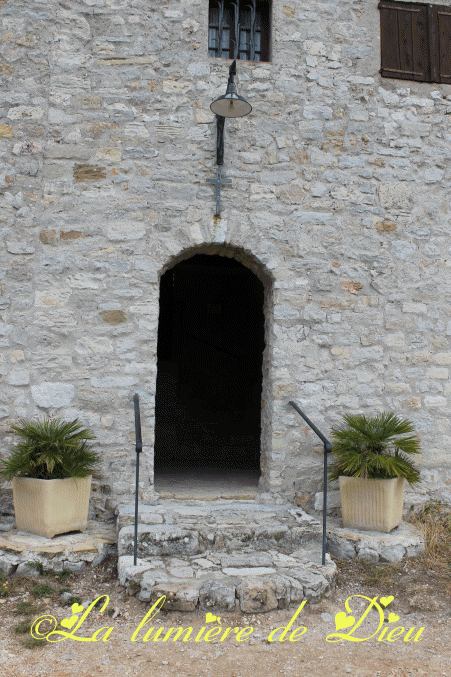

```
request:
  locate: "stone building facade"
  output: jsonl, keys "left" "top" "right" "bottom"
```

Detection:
{"left": 1, "top": 0, "right": 451, "bottom": 517}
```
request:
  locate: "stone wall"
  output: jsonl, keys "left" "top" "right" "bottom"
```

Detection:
{"left": 1, "top": 0, "right": 451, "bottom": 514}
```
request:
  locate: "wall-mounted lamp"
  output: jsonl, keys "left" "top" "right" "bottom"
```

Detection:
{"left": 207, "top": 60, "right": 252, "bottom": 216}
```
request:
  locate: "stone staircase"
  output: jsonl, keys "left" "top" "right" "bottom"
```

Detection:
{"left": 116, "top": 501, "right": 337, "bottom": 613}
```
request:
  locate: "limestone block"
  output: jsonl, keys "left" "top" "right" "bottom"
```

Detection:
{"left": 91, "top": 376, "right": 137, "bottom": 388}
{"left": 150, "top": 581, "right": 200, "bottom": 611}
{"left": 303, "top": 40, "right": 327, "bottom": 56}
{"left": 311, "top": 182, "right": 326, "bottom": 197}
{"left": 94, "top": 147, "right": 122, "bottom": 162}
{"left": 237, "top": 577, "right": 278, "bottom": 613}
{"left": 187, "top": 62, "right": 209, "bottom": 76}
{"left": 48, "top": 109, "right": 78, "bottom": 124}
{"left": 123, "top": 123, "right": 150, "bottom": 138}
{"left": 427, "top": 367, "right": 448, "bottom": 379}
{"left": 35, "top": 289, "right": 71, "bottom": 307}
{"left": 67, "top": 273, "right": 104, "bottom": 289}
{"left": 99, "top": 310, "right": 126, "bottom": 324}
{"left": 303, "top": 105, "right": 333, "bottom": 120}
{"left": 379, "top": 184, "right": 413, "bottom": 209}
{"left": 314, "top": 490, "right": 341, "bottom": 511}
{"left": 402, "top": 303, "right": 427, "bottom": 313}
{"left": 7, "top": 369, "right": 29, "bottom": 386}
{"left": 56, "top": 8, "right": 91, "bottom": 41}
{"left": 424, "top": 395, "right": 447, "bottom": 407}
{"left": 357, "top": 547, "right": 379, "bottom": 562}
{"left": 169, "top": 566, "right": 194, "bottom": 578}
{"left": 0, "top": 124, "right": 13, "bottom": 137}
{"left": 6, "top": 241, "right": 35, "bottom": 255}
{"left": 375, "top": 219, "right": 397, "bottom": 232}
{"left": 117, "top": 556, "right": 153, "bottom": 587}
{"left": 31, "top": 382, "right": 75, "bottom": 408}
{"left": 326, "top": 535, "right": 356, "bottom": 559}
{"left": 46, "top": 143, "right": 91, "bottom": 160}
{"left": 424, "top": 168, "right": 445, "bottom": 183}
{"left": 39, "top": 230, "right": 58, "bottom": 245}
{"left": 7, "top": 106, "right": 43, "bottom": 120}
{"left": 0, "top": 553, "right": 21, "bottom": 575}
{"left": 63, "top": 561, "right": 86, "bottom": 573}
{"left": 73, "top": 164, "right": 106, "bottom": 181}
{"left": 222, "top": 567, "right": 276, "bottom": 576}
{"left": 16, "top": 562, "right": 42, "bottom": 578}
{"left": 380, "top": 544, "right": 406, "bottom": 563}
{"left": 107, "top": 223, "right": 146, "bottom": 240}
{"left": 199, "top": 580, "right": 237, "bottom": 611}
{"left": 221, "top": 553, "right": 273, "bottom": 568}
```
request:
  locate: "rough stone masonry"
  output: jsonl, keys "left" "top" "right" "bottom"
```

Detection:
{"left": 0, "top": 0, "right": 451, "bottom": 517}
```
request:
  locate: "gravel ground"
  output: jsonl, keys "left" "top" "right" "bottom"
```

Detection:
{"left": 0, "top": 554, "right": 450, "bottom": 677}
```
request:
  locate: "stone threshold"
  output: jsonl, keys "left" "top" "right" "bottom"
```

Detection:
{"left": 0, "top": 520, "right": 117, "bottom": 575}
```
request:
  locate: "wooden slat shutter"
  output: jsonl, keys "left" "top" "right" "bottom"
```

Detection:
{"left": 379, "top": 2, "right": 430, "bottom": 81}
{"left": 434, "top": 5, "right": 451, "bottom": 84}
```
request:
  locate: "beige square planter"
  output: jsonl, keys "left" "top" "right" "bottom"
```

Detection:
{"left": 339, "top": 476, "right": 406, "bottom": 533}
{"left": 12, "top": 476, "right": 92, "bottom": 539}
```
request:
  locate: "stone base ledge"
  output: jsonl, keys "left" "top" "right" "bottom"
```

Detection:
{"left": 326, "top": 520, "right": 424, "bottom": 563}
{"left": 0, "top": 520, "right": 117, "bottom": 575}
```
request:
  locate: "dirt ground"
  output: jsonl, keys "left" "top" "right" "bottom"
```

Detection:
{"left": 0, "top": 553, "right": 450, "bottom": 677}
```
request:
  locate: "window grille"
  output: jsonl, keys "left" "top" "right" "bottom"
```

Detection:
{"left": 208, "top": 0, "right": 271, "bottom": 62}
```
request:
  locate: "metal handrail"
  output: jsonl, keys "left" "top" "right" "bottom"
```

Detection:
{"left": 133, "top": 394, "right": 143, "bottom": 566}
{"left": 289, "top": 401, "right": 333, "bottom": 566}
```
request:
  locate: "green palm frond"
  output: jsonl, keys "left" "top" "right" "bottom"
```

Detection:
{"left": 328, "top": 412, "right": 421, "bottom": 487}
{"left": 0, "top": 418, "right": 101, "bottom": 482}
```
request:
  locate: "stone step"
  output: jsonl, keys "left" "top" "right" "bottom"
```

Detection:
{"left": 117, "top": 503, "right": 322, "bottom": 559}
{"left": 118, "top": 547, "right": 337, "bottom": 613}
{"left": 116, "top": 501, "right": 425, "bottom": 612}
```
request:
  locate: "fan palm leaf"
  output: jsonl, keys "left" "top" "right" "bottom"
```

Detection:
{"left": 329, "top": 412, "right": 421, "bottom": 487}
{"left": 0, "top": 418, "right": 100, "bottom": 482}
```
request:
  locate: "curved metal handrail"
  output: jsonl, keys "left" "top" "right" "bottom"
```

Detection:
{"left": 289, "top": 401, "right": 333, "bottom": 566}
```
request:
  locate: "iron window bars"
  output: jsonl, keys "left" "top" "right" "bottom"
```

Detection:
{"left": 208, "top": 0, "right": 271, "bottom": 62}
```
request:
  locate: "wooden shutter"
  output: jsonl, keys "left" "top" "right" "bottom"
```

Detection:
{"left": 379, "top": 2, "right": 430, "bottom": 81}
{"left": 434, "top": 5, "right": 451, "bottom": 84}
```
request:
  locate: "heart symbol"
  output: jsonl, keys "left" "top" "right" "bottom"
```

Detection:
{"left": 334, "top": 612, "right": 355, "bottom": 631}
{"left": 60, "top": 615, "right": 79, "bottom": 630}
{"left": 71, "top": 603, "right": 84, "bottom": 614}
{"left": 388, "top": 613, "right": 400, "bottom": 623}
{"left": 205, "top": 613, "right": 221, "bottom": 624}
{"left": 380, "top": 596, "right": 394, "bottom": 607}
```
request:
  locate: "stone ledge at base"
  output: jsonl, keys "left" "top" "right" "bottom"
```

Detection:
{"left": 0, "top": 521, "right": 117, "bottom": 575}
{"left": 118, "top": 549, "right": 337, "bottom": 613}
{"left": 326, "top": 519, "right": 424, "bottom": 563}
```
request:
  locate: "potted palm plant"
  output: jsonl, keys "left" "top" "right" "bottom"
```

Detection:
{"left": 329, "top": 412, "right": 421, "bottom": 533}
{"left": 0, "top": 418, "right": 101, "bottom": 538}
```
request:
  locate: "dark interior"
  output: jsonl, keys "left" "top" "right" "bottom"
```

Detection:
{"left": 154, "top": 254, "right": 265, "bottom": 473}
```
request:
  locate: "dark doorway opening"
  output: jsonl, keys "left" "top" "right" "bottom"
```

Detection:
{"left": 154, "top": 254, "right": 265, "bottom": 487}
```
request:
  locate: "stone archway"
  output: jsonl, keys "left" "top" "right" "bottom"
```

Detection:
{"left": 153, "top": 246, "right": 272, "bottom": 495}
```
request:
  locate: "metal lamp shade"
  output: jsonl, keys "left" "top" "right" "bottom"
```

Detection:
{"left": 210, "top": 88, "right": 252, "bottom": 118}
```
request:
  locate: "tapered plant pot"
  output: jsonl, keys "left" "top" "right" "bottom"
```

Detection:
{"left": 339, "top": 476, "right": 406, "bottom": 533}
{"left": 12, "top": 476, "right": 92, "bottom": 538}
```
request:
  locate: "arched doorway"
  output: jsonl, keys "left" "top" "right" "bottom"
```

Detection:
{"left": 154, "top": 253, "right": 265, "bottom": 494}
